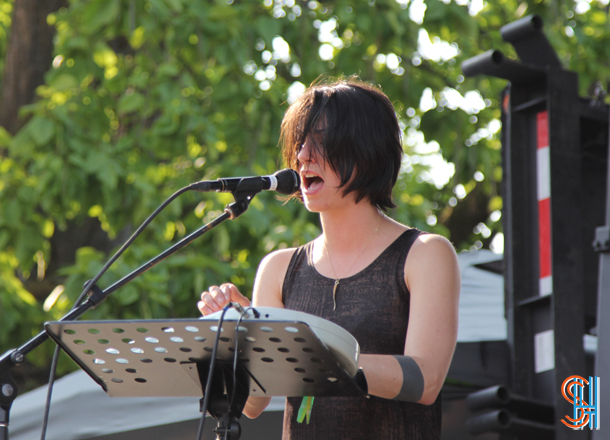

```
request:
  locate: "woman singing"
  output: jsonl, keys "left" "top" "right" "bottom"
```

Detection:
{"left": 198, "top": 77, "right": 460, "bottom": 439}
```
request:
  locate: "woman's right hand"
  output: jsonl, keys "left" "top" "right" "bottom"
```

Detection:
{"left": 197, "top": 283, "right": 251, "bottom": 316}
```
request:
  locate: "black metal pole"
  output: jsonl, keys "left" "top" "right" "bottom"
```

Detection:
{"left": 592, "top": 109, "right": 610, "bottom": 439}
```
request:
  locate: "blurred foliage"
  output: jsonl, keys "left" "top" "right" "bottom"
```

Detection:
{"left": 1, "top": 0, "right": 609, "bottom": 387}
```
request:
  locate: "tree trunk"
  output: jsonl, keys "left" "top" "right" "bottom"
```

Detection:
{"left": 0, "top": 0, "right": 66, "bottom": 136}
{"left": 443, "top": 184, "right": 491, "bottom": 247}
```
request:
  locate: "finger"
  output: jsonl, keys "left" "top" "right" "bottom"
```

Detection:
{"left": 223, "top": 284, "right": 251, "bottom": 307}
{"left": 200, "top": 287, "right": 227, "bottom": 311}
{"left": 197, "top": 301, "right": 216, "bottom": 316}
{"left": 214, "top": 285, "right": 233, "bottom": 305}
{"left": 216, "top": 284, "right": 235, "bottom": 303}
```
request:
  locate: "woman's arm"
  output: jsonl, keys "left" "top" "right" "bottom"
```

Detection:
{"left": 358, "top": 234, "right": 460, "bottom": 405}
{"left": 242, "top": 248, "right": 294, "bottom": 418}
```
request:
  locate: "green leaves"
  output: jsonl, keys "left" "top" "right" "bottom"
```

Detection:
{"left": 27, "top": 116, "right": 56, "bottom": 146}
{"left": 48, "top": 73, "right": 79, "bottom": 92}
{"left": 256, "top": 16, "right": 282, "bottom": 45}
{"left": 118, "top": 91, "right": 145, "bottom": 113}
{"left": 80, "top": 0, "right": 121, "bottom": 35}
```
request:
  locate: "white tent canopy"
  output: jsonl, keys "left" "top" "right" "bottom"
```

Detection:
{"left": 456, "top": 249, "right": 505, "bottom": 342}
{"left": 10, "top": 370, "right": 286, "bottom": 440}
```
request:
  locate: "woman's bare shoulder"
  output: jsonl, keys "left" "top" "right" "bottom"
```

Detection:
{"left": 253, "top": 247, "right": 300, "bottom": 307}
{"left": 405, "top": 232, "right": 460, "bottom": 291}
{"left": 411, "top": 232, "right": 457, "bottom": 258}
{"left": 259, "top": 247, "right": 299, "bottom": 272}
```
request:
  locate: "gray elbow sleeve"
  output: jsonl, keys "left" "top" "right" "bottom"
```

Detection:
{"left": 392, "top": 355, "right": 424, "bottom": 402}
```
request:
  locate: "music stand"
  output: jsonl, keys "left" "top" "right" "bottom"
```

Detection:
{"left": 44, "top": 316, "right": 367, "bottom": 439}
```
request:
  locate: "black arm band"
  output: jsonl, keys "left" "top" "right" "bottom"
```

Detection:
{"left": 392, "top": 355, "right": 424, "bottom": 402}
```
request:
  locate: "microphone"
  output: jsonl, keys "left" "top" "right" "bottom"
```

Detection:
{"left": 189, "top": 168, "right": 300, "bottom": 195}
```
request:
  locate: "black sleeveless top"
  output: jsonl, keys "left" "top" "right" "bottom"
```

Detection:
{"left": 281, "top": 229, "right": 442, "bottom": 440}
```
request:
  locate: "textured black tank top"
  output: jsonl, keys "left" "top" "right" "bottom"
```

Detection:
{"left": 281, "top": 229, "right": 442, "bottom": 440}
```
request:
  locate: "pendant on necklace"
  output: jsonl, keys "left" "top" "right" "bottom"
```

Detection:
{"left": 332, "top": 280, "right": 339, "bottom": 311}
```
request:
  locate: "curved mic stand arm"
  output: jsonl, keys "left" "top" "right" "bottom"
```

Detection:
{"left": 0, "top": 186, "right": 262, "bottom": 440}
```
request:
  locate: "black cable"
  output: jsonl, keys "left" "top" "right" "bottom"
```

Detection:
{"left": 226, "top": 306, "right": 259, "bottom": 440}
{"left": 38, "top": 345, "right": 59, "bottom": 440}
{"left": 228, "top": 306, "right": 256, "bottom": 410}
{"left": 197, "top": 304, "right": 232, "bottom": 440}
{"left": 39, "top": 185, "right": 192, "bottom": 440}
{"left": 225, "top": 308, "right": 248, "bottom": 440}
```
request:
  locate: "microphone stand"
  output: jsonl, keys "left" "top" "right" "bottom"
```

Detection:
{"left": 0, "top": 183, "right": 261, "bottom": 440}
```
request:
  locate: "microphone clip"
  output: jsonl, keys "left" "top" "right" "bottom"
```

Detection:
{"left": 224, "top": 191, "right": 256, "bottom": 220}
{"left": 84, "top": 281, "right": 106, "bottom": 308}
{"left": 224, "top": 176, "right": 274, "bottom": 219}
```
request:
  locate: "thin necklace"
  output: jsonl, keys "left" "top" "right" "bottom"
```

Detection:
{"left": 323, "top": 226, "right": 380, "bottom": 311}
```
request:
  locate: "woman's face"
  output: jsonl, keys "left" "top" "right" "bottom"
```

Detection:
{"left": 296, "top": 137, "right": 355, "bottom": 213}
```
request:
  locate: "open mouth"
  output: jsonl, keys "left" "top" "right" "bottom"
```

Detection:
{"left": 303, "top": 172, "right": 324, "bottom": 191}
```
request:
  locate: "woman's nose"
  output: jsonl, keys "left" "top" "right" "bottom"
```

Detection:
{"left": 297, "top": 141, "right": 315, "bottom": 163}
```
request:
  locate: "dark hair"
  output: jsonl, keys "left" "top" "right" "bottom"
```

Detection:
{"left": 280, "top": 76, "right": 403, "bottom": 211}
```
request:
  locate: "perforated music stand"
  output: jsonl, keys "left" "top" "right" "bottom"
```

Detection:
{"left": 45, "top": 316, "right": 366, "bottom": 439}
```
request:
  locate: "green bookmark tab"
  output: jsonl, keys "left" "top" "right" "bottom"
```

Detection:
{"left": 297, "top": 396, "right": 314, "bottom": 424}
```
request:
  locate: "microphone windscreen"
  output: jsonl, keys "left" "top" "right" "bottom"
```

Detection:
{"left": 274, "top": 169, "right": 301, "bottom": 195}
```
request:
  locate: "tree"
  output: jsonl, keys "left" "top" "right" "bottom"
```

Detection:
{"left": 1, "top": 0, "right": 609, "bottom": 390}
{"left": 0, "top": 0, "right": 66, "bottom": 135}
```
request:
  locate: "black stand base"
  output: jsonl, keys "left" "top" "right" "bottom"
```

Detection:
{"left": 198, "top": 394, "right": 243, "bottom": 440}
{"left": 0, "top": 373, "right": 17, "bottom": 440}
{"left": 207, "top": 398, "right": 242, "bottom": 440}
